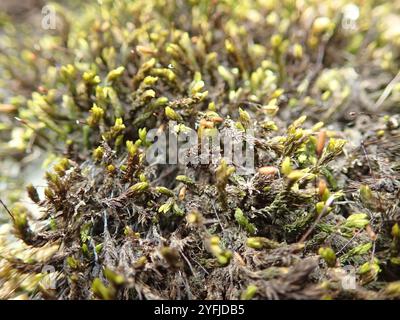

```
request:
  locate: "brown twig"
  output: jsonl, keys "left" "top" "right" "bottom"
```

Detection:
{"left": 0, "top": 198, "right": 15, "bottom": 222}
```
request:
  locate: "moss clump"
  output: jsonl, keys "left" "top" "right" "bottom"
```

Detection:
{"left": 0, "top": 0, "right": 400, "bottom": 300}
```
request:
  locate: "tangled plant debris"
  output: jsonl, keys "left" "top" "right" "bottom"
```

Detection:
{"left": 0, "top": 0, "right": 400, "bottom": 300}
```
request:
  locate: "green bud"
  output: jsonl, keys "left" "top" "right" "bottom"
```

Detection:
{"left": 392, "top": 223, "right": 400, "bottom": 238}
{"left": 326, "top": 138, "right": 347, "bottom": 156}
{"left": 82, "top": 243, "right": 89, "bottom": 255}
{"left": 93, "top": 146, "right": 105, "bottom": 161}
{"left": 158, "top": 198, "right": 174, "bottom": 214}
{"left": 129, "top": 182, "right": 149, "bottom": 194}
{"left": 138, "top": 128, "right": 147, "bottom": 143}
{"left": 104, "top": 268, "right": 125, "bottom": 286}
{"left": 360, "top": 185, "right": 373, "bottom": 204}
{"left": 142, "top": 89, "right": 156, "bottom": 100}
{"left": 155, "top": 97, "right": 169, "bottom": 107}
{"left": 271, "top": 34, "right": 283, "bottom": 48}
{"left": 261, "top": 120, "right": 278, "bottom": 131}
{"left": 172, "top": 203, "right": 184, "bottom": 216}
{"left": 208, "top": 236, "right": 232, "bottom": 266}
{"left": 106, "top": 66, "right": 125, "bottom": 82}
{"left": 176, "top": 175, "right": 194, "bottom": 185}
{"left": 239, "top": 108, "right": 251, "bottom": 124}
{"left": 190, "top": 80, "right": 205, "bottom": 95}
{"left": 151, "top": 68, "right": 175, "bottom": 81}
{"left": 106, "top": 164, "right": 116, "bottom": 173}
{"left": 293, "top": 43, "right": 303, "bottom": 58}
{"left": 235, "top": 121, "right": 245, "bottom": 131}
{"left": 235, "top": 208, "right": 256, "bottom": 235}
{"left": 208, "top": 102, "right": 216, "bottom": 111}
{"left": 95, "top": 244, "right": 103, "bottom": 254}
{"left": 155, "top": 186, "right": 174, "bottom": 197}
{"left": 241, "top": 284, "right": 257, "bottom": 300}
{"left": 143, "top": 76, "right": 158, "bottom": 85}
{"left": 246, "top": 237, "right": 263, "bottom": 249}
{"left": 312, "top": 17, "right": 333, "bottom": 34}
{"left": 344, "top": 213, "right": 369, "bottom": 229}
{"left": 345, "top": 242, "right": 372, "bottom": 258}
{"left": 87, "top": 104, "right": 104, "bottom": 127}
{"left": 246, "top": 237, "right": 280, "bottom": 249}
{"left": 287, "top": 170, "right": 307, "bottom": 182}
{"left": 66, "top": 256, "right": 79, "bottom": 269}
{"left": 315, "top": 201, "right": 325, "bottom": 215}
{"left": 83, "top": 71, "right": 101, "bottom": 85}
{"left": 318, "top": 247, "right": 336, "bottom": 267}
{"left": 45, "top": 172, "right": 61, "bottom": 186}
{"left": 358, "top": 259, "right": 381, "bottom": 284}
{"left": 113, "top": 118, "right": 125, "bottom": 132}
{"left": 91, "top": 278, "right": 115, "bottom": 300}
{"left": 216, "top": 252, "right": 232, "bottom": 265}
{"left": 139, "top": 173, "right": 147, "bottom": 182}
{"left": 126, "top": 140, "right": 138, "bottom": 156}
{"left": 165, "top": 106, "right": 182, "bottom": 121}
{"left": 60, "top": 64, "right": 76, "bottom": 80}
{"left": 281, "top": 157, "right": 292, "bottom": 175}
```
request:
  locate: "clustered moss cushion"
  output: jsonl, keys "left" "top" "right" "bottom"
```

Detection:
{"left": 0, "top": 0, "right": 399, "bottom": 300}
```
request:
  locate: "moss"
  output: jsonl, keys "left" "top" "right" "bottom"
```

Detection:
{"left": 0, "top": 0, "right": 399, "bottom": 300}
